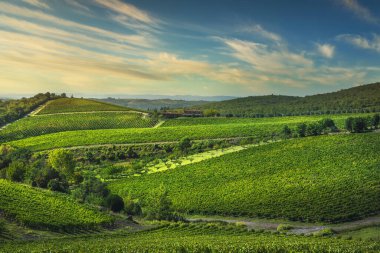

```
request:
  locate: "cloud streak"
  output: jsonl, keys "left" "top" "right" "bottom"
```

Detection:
{"left": 339, "top": 0, "right": 379, "bottom": 24}
{"left": 22, "top": 0, "right": 50, "bottom": 9}
{"left": 337, "top": 33, "right": 380, "bottom": 53}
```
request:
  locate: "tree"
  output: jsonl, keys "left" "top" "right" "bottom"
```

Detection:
{"left": 6, "top": 161, "right": 26, "bottom": 182}
{"left": 124, "top": 192, "right": 142, "bottom": 216}
{"left": 352, "top": 117, "right": 367, "bottom": 133}
{"left": 296, "top": 123, "right": 307, "bottom": 137}
{"left": 105, "top": 194, "right": 125, "bottom": 212}
{"left": 281, "top": 125, "right": 292, "bottom": 138}
{"left": 47, "top": 178, "right": 69, "bottom": 193}
{"left": 48, "top": 149, "right": 75, "bottom": 179}
{"left": 372, "top": 114, "right": 380, "bottom": 129}
{"left": 319, "top": 118, "right": 337, "bottom": 132}
{"left": 306, "top": 122, "right": 323, "bottom": 136}
{"left": 144, "top": 184, "right": 173, "bottom": 220}
{"left": 345, "top": 117, "right": 354, "bottom": 132}
{"left": 178, "top": 137, "right": 191, "bottom": 154}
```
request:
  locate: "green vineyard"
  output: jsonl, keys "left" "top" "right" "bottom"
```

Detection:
{"left": 37, "top": 98, "right": 133, "bottom": 115}
{"left": 0, "top": 112, "right": 157, "bottom": 142}
{"left": 0, "top": 179, "right": 112, "bottom": 230}
{"left": 1, "top": 223, "right": 378, "bottom": 253}
{"left": 109, "top": 133, "right": 380, "bottom": 222}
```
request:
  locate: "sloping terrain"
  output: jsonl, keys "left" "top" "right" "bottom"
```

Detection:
{"left": 110, "top": 133, "right": 380, "bottom": 222}
{"left": 37, "top": 98, "right": 134, "bottom": 115}
{"left": 194, "top": 82, "right": 380, "bottom": 116}
{"left": 0, "top": 179, "right": 112, "bottom": 230}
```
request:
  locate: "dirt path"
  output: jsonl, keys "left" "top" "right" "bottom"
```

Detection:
{"left": 153, "top": 120, "right": 166, "bottom": 128}
{"left": 187, "top": 215, "right": 380, "bottom": 235}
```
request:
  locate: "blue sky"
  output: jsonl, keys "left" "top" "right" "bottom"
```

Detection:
{"left": 0, "top": 0, "right": 379, "bottom": 97}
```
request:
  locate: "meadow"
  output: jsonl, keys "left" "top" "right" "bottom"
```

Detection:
{"left": 0, "top": 179, "right": 112, "bottom": 230}
{"left": 1, "top": 223, "right": 378, "bottom": 253}
{"left": 109, "top": 133, "right": 380, "bottom": 222}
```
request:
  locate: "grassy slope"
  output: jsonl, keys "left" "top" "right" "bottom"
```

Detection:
{"left": 7, "top": 113, "right": 369, "bottom": 151}
{"left": 0, "top": 112, "right": 157, "bottom": 142}
{"left": 37, "top": 98, "right": 134, "bottom": 115}
{"left": 194, "top": 82, "right": 380, "bottom": 116}
{"left": 0, "top": 179, "right": 112, "bottom": 230}
{"left": 109, "top": 133, "right": 380, "bottom": 222}
{"left": 1, "top": 225, "right": 378, "bottom": 253}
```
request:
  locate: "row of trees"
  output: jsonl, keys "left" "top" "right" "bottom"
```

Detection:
{"left": 282, "top": 114, "right": 379, "bottom": 138}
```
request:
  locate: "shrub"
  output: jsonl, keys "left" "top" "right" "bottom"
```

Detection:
{"left": 6, "top": 161, "right": 26, "bottom": 182}
{"left": 0, "top": 218, "right": 5, "bottom": 233}
{"left": 313, "top": 228, "right": 335, "bottom": 237}
{"left": 106, "top": 194, "right": 124, "bottom": 212}
{"left": 277, "top": 224, "right": 293, "bottom": 232}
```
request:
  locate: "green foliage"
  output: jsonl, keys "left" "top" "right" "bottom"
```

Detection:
{"left": 105, "top": 194, "right": 124, "bottom": 212}
{"left": 313, "top": 228, "right": 335, "bottom": 237}
{"left": 276, "top": 224, "right": 293, "bottom": 232}
{"left": 72, "top": 176, "right": 110, "bottom": 206}
{"left": 144, "top": 184, "right": 174, "bottom": 220}
{"left": 7, "top": 114, "right": 371, "bottom": 151}
{"left": 5, "top": 161, "right": 26, "bottom": 182}
{"left": 48, "top": 149, "right": 75, "bottom": 179}
{"left": 37, "top": 98, "right": 132, "bottom": 115}
{"left": 281, "top": 125, "right": 292, "bottom": 138}
{"left": 0, "top": 112, "right": 157, "bottom": 142}
{"left": 109, "top": 133, "right": 380, "bottom": 222}
{"left": 178, "top": 137, "right": 191, "bottom": 153}
{"left": 193, "top": 82, "right": 380, "bottom": 117}
{"left": 346, "top": 116, "right": 371, "bottom": 133}
{"left": 1, "top": 225, "right": 379, "bottom": 252}
{"left": 0, "top": 92, "right": 59, "bottom": 127}
{"left": 0, "top": 179, "right": 112, "bottom": 230}
{"left": 203, "top": 109, "right": 220, "bottom": 117}
{"left": 372, "top": 114, "right": 380, "bottom": 128}
{"left": 0, "top": 218, "right": 5, "bottom": 233}
{"left": 296, "top": 123, "right": 307, "bottom": 137}
{"left": 124, "top": 193, "right": 142, "bottom": 216}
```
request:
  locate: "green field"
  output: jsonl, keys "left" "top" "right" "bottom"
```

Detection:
{"left": 1, "top": 224, "right": 378, "bottom": 253}
{"left": 109, "top": 133, "right": 380, "bottom": 222}
{"left": 0, "top": 112, "right": 157, "bottom": 142}
{"left": 0, "top": 179, "right": 112, "bottom": 230}
{"left": 6, "top": 113, "right": 370, "bottom": 151}
{"left": 37, "top": 98, "right": 133, "bottom": 115}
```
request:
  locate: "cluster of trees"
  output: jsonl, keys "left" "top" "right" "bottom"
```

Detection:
{"left": 345, "top": 114, "right": 379, "bottom": 133}
{"left": 0, "top": 93, "right": 64, "bottom": 127}
{"left": 193, "top": 82, "right": 380, "bottom": 117}
{"left": 282, "top": 118, "right": 338, "bottom": 138}
{"left": 282, "top": 114, "right": 379, "bottom": 139}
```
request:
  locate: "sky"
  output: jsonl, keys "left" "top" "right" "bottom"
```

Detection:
{"left": 0, "top": 0, "right": 379, "bottom": 97}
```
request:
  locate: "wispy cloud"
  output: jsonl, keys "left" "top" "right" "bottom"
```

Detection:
{"left": 317, "top": 43, "right": 335, "bottom": 58}
{"left": 339, "top": 0, "right": 379, "bottom": 24}
{"left": 337, "top": 33, "right": 380, "bottom": 53}
{"left": 22, "top": 0, "right": 50, "bottom": 9}
{"left": 64, "top": 0, "right": 91, "bottom": 14}
{"left": 243, "top": 24, "right": 282, "bottom": 42}
{"left": 94, "top": 0, "right": 157, "bottom": 24}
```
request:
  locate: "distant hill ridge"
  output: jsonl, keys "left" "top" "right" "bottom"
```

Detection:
{"left": 193, "top": 82, "right": 380, "bottom": 117}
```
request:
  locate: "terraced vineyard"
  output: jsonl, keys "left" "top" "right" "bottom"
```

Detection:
{"left": 109, "top": 133, "right": 380, "bottom": 222}
{"left": 161, "top": 113, "right": 373, "bottom": 128}
{"left": 37, "top": 98, "right": 134, "bottom": 115}
{"left": 0, "top": 112, "right": 157, "bottom": 142}
{"left": 6, "top": 124, "right": 284, "bottom": 151}
{"left": 0, "top": 179, "right": 112, "bottom": 230}
{"left": 1, "top": 224, "right": 378, "bottom": 253}
{"left": 6, "top": 113, "right": 369, "bottom": 151}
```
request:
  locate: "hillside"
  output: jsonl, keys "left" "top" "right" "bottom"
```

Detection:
{"left": 194, "top": 82, "right": 380, "bottom": 116}
{"left": 0, "top": 179, "right": 112, "bottom": 230}
{"left": 109, "top": 133, "right": 380, "bottom": 222}
{"left": 38, "top": 98, "right": 135, "bottom": 115}
{"left": 97, "top": 98, "right": 210, "bottom": 111}
{"left": 7, "top": 113, "right": 370, "bottom": 151}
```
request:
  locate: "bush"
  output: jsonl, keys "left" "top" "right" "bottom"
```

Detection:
{"left": 0, "top": 218, "right": 5, "bottom": 233}
{"left": 106, "top": 194, "right": 124, "bottom": 212}
{"left": 124, "top": 194, "right": 142, "bottom": 216}
{"left": 277, "top": 224, "right": 293, "bottom": 232}
{"left": 48, "top": 178, "right": 69, "bottom": 193}
{"left": 6, "top": 161, "right": 26, "bottom": 182}
{"left": 313, "top": 228, "right": 335, "bottom": 237}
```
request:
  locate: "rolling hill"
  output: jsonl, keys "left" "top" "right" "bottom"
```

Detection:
{"left": 109, "top": 133, "right": 380, "bottom": 222}
{"left": 193, "top": 82, "right": 380, "bottom": 116}
{"left": 0, "top": 179, "right": 112, "bottom": 230}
